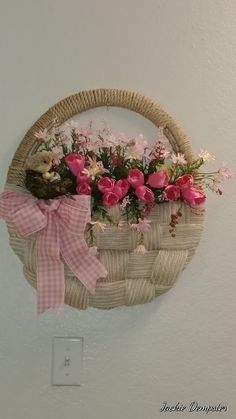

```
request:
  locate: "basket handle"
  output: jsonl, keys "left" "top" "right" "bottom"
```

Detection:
{"left": 7, "top": 89, "right": 194, "bottom": 185}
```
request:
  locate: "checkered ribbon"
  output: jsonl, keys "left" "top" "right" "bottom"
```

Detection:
{"left": 0, "top": 191, "right": 107, "bottom": 314}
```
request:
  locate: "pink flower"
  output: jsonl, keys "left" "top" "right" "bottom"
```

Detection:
{"left": 135, "top": 185, "right": 155, "bottom": 203}
{"left": 147, "top": 170, "right": 170, "bottom": 189}
{"left": 51, "top": 146, "right": 64, "bottom": 166}
{"left": 76, "top": 183, "right": 91, "bottom": 195}
{"left": 103, "top": 191, "right": 120, "bottom": 208}
{"left": 165, "top": 185, "right": 180, "bottom": 201}
{"left": 131, "top": 218, "right": 152, "bottom": 233}
{"left": 182, "top": 187, "right": 206, "bottom": 205}
{"left": 114, "top": 179, "right": 129, "bottom": 198}
{"left": 218, "top": 164, "right": 233, "bottom": 180}
{"left": 98, "top": 177, "right": 115, "bottom": 193}
{"left": 65, "top": 153, "right": 85, "bottom": 176}
{"left": 127, "top": 168, "right": 144, "bottom": 188}
{"left": 77, "top": 169, "right": 91, "bottom": 184}
{"left": 175, "top": 174, "right": 193, "bottom": 190}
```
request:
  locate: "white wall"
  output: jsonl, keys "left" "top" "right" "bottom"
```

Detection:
{"left": 0, "top": 1, "right": 236, "bottom": 418}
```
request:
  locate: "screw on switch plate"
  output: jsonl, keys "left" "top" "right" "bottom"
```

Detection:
{"left": 52, "top": 337, "right": 83, "bottom": 386}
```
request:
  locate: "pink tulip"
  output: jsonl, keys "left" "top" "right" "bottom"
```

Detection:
{"left": 77, "top": 170, "right": 91, "bottom": 184}
{"left": 98, "top": 177, "right": 115, "bottom": 193}
{"left": 135, "top": 185, "right": 155, "bottom": 203}
{"left": 103, "top": 191, "right": 120, "bottom": 207}
{"left": 165, "top": 185, "right": 180, "bottom": 201}
{"left": 127, "top": 169, "right": 144, "bottom": 188}
{"left": 76, "top": 183, "right": 91, "bottom": 195}
{"left": 175, "top": 174, "right": 193, "bottom": 190}
{"left": 112, "top": 185, "right": 123, "bottom": 199}
{"left": 65, "top": 153, "right": 85, "bottom": 176}
{"left": 114, "top": 179, "right": 129, "bottom": 198}
{"left": 147, "top": 170, "right": 170, "bottom": 189}
{"left": 182, "top": 187, "right": 206, "bottom": 205}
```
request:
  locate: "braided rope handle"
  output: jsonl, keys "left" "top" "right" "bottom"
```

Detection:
{"left": 7, "top": 89, "right": 194, "bottom": 185}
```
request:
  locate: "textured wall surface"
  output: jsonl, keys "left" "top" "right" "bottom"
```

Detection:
{"left": 0, "top": 1, "right": 236, "bottom": 418}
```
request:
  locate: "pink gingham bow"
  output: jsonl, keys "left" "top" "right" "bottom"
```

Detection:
{"left": 0, "top": 191, "right": 107, "bottom": 314}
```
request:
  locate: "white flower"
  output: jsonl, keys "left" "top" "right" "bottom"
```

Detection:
{"left": 171, "top": 153, "right": 187, "bottom": 165}
{"left": 61, "top": 120, "right": 89, "bottom": 138}
{"left": 34, "top": 128, "right": 48, "bottom": 141}
{"left": 90, "top": 221, "right": 106, "bottom": 232}
{"left": 118, "top": 220, "right": 129, "bottom": 229}
{"left": 161, "top": 150, "right": 171, "bottom": 159}
{"left": 106, "top": 135, "right": 119, "bottom": 147}
{"left": 199, "top": 149, "right": 215, "bottom": 162}
{"left": 64, "top": 120, "right": 81, "bottom": 134}
{"left": 84, "top": 139, "right": 101, "bottom": 152}
{"left": 118, "top": 133, "right": 131, "bottom": 146}
{"left": 133, "top": 244, "right": 147, "bottom": 254}
{"left": 60, "top": 134, "right": 72, "bottom": 147}
{"left": 87, "top": 156, "right": 109, "bottom": 179}
{"left": 51, "top": 146, "right": 64, "bottom": 165}
{"left": 120, "top": 196, "right": 131, "bottom": 209}
{"left": 97, "top": 123, "right": 112, "bottom": 137}
{"left": 126, "top": 134, "right": 148, "bottom": 160}
{"left": 79, "top": 125, "right": 94, "bottom": 137}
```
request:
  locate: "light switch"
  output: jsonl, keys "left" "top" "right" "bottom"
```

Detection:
{"left": 52, "top": 337, "right": 83, "bottom": 386}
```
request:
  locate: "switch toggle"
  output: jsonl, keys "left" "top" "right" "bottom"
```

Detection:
{"left": 64, "top": 355, "right": 70, "bottom": 367}
{"left": 52, "top": 337, "right": 83, "bottom": 386}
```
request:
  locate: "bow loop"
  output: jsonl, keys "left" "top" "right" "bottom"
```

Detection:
{"left": 0, "top": 191, "right": 107, "bottom": 313}
{"left": 0, "top": 192, "right": 46, "bottom": 236}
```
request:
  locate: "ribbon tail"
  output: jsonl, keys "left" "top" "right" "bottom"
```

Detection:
{"left": 60, "top": 230, "right": 107, "bottom": 294}
{"left": 36, "top": 214, "right": 65, "bottom": 314}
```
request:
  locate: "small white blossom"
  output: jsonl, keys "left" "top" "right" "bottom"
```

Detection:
{"left": 51, "top": 146, "right": 64, "bottom": 166}
{"left": 87, "top": 157, "right": 109, "bottom": 179}
{"left": 133, "top": 244, "right": 147, "bottom": 254}
{"left": 34, "top": 128, "right": 49, "bottom": 141}
{"left": 120, "top": 196, "right": 131, "bottom": 209}
{"left": 90, "top": 221, "right": 106, "bottom": 232}
{"left": 126, "top": 134, "right": 148, "bottom": 160}
{"left": 118, "top": 220, "right": 129, "bottom": 229}
{"left": 171, "top": 153, "right": 187, "bottom": 165}
{"left": 199, "top": 149, "right": 215, "bottom": 162}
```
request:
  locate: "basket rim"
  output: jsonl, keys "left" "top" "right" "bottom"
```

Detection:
{"left": 6, "top": 88, "right": 195, "bottom": 185}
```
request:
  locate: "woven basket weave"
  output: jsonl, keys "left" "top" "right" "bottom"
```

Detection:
{"left": 5, "top": 88, "right": 204, "bottom": 309}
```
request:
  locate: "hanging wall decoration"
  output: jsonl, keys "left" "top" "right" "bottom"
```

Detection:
{"left": 0, "top": 89, "right": 231, "bottom": 313}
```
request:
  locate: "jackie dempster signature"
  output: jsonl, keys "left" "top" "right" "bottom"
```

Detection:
{"left": 160, "top": 401, "right": 228, "bottom": 414}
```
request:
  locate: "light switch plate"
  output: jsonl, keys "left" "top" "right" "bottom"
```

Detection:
{"left": 52, "top": 337, "right": 83, "bottom": 386}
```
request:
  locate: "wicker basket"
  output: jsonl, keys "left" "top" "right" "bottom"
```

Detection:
{"left": 5, "top": 89, "right": 204, "bottom": 309}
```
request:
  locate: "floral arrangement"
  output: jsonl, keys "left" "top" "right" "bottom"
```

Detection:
{"left": 25, "top": 119, "right": 231, "bottom": 240}
{"left": 0, "top": 117, "right": 232, "bottom": 314}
